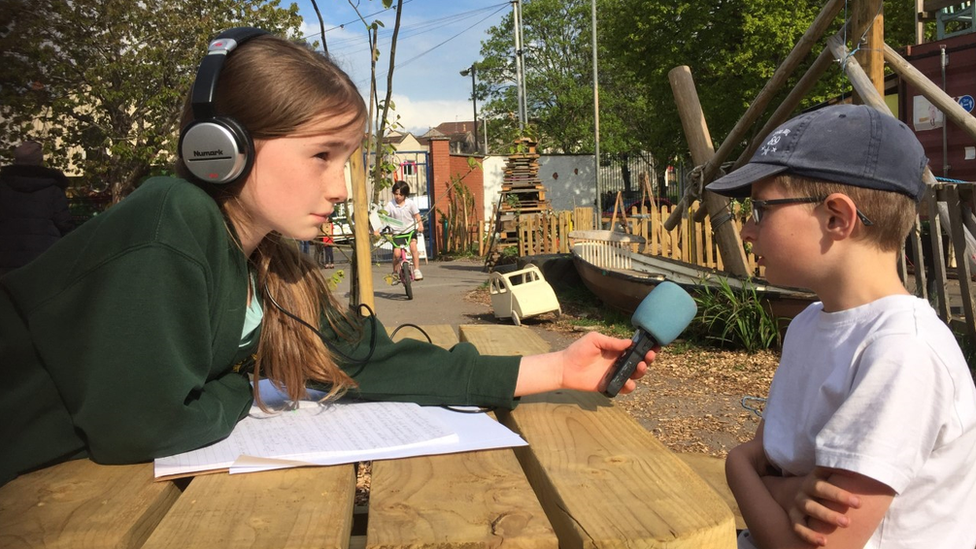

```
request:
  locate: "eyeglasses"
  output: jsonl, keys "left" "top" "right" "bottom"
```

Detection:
{"left": 749, "top": 196, "right": 873, "bottom": 226}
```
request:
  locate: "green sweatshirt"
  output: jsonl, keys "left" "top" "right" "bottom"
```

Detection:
{"left": 0, "top": 177, "right": 519, "bottom": 486}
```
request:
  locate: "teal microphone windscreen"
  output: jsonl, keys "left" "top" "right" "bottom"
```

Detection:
{"left": 603, "top": 281, "right": 697, "bottom": 397}
{"left": 631, "top": 281, "right": 697, "bottom": 344}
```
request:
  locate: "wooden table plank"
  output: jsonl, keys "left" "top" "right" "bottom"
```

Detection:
{"left": 141, "top": 466, "right": 357, "bottom": 549}
{"left": 458, "top": 324, "right": 550, "bottom": 355}
{"left": 389, "top": 324, "right": 459, "bottom": 349}
{"left": 372, "top": 324, "right": 556, "bottom": 548}
{"left": 368, "top": 449, "right": 557, "bottom": 549}
{"left": 459, "top": 325, "right": 735, "bottom": 548}
{"left": 499, "top": 391, "right": 736, "bottom": 548}
{"left": 0, "top": 460, "right": 180, "bottom": 549}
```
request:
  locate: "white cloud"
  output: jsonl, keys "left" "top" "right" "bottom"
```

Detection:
{"left": 386, "top": 94, "right": 473, "bottom": 136}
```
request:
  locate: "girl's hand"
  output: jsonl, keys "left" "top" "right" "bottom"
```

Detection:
{"left": 515, "top": 332, "right": 653, "bottom": 396}
{"left": 788, "top": 467, "right": 862, "bottom": 546}
{"left": 561, "top": 331, "right": 652, "bottom": 393}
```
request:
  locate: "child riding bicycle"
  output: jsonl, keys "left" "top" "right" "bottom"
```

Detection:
{"left": 383, "top": 180, "right": 423, "bottom": 280}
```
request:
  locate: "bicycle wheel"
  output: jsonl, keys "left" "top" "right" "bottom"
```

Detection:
{"left": 400, "top": 261, "right": 413, "bottom": 300}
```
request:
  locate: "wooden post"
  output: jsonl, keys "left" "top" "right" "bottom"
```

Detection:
{"left": 927, "top": 188, "right": 951, "bottom": 320}
{"left": 910, "top": 218, "right": 928, "bottom": 300}
{"left": 668, "top": 66, "right": 750, "bottom": 277}
{"left": 733, "top": 46, "right": 837, "bottom": 169}
{"left": 664, "top": 0, "right": 846, "bottom": 230}
{"left": 946, "top": 186, "right": 976, "bottom": 339}
{"left": 851, "top": 0, "right": 885, "bottom": 102}
{"left": 349, "top": 145, "right": 374, "bottom": 310}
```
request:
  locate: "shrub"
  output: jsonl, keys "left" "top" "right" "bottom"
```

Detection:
{"left": 692, "top": 276, "right": 781, "bottom": 352}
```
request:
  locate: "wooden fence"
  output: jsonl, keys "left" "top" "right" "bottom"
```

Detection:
{"left": 479, "top": 203, "right": 763, "bottom": 275}
{"left": 477, "top": 207, "right": 594, "bottom": 257}
{"left": 476, "top": 188, "right": 976, "bottom": 354}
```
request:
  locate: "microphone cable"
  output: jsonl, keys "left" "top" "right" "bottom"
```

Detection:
{"left": 266, "top": 284, "right": 495, "bottom": 414}
{"left": 263, "top": 283, "right": 378, "bottom": 367}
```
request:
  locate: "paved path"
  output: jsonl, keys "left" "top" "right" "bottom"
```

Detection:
{"left": 323, "top": 249, "right": 577, "bottom": 351}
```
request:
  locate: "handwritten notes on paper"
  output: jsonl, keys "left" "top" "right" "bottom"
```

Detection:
{"left": 154, "top": 401, "right": 457, "bottom": 479}
{"left": 153, "top": 380, "right": 527, "bottom": 480}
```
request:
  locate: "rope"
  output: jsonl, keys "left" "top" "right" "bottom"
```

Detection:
{"left": 935, "top": 176, "right": 973, "bottom": 184}
{"left": 839, "top": 0, "right": 885, "bottom": 74}
{"left": 710, "top": 211, "right": 735, "bottom": 230}
{"left": 683, "top": 164, "right": 706, "bottom": 203}
{"left": 741, "top": 396, "right": 766, "bottom": 418}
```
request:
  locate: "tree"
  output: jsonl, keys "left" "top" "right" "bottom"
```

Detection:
{"left": 475, "top": 0, "right": 921, "bottom": 165}
{"left": 599, "top": 0, "right": 921, "bottom": 165}
{"left": 0, "top": 0, "right": 304, "bottom": 202}
{"left": 345, "top": 0, "right": 407, "bottom": 204}
{"left": 476, "top": 0, "right": 643, "bottom": 154}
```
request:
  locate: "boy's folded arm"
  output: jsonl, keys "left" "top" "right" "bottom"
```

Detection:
{"left": 792, "top": 468, "right": 895, "bottom": 549}
{"left": 727, "top": 441, "right": 811, "bottom": 549}
{"left": 763, "top": 474, "right": 806, "bottom": 511}
{"left": 727, "top": 424, "right": 816, "bottom": 549}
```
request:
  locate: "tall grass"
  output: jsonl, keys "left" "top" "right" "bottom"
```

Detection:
{"left": 692, "top": 277, "right": 781, "bottom": 352}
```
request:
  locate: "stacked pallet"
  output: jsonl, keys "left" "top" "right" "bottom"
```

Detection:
{"left": 485, "top": 138, "right": 553, "bottom": 270}
{"left": 501, "top": 138, "right": 548, "bottom": 213}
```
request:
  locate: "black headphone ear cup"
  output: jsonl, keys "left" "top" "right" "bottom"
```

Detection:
{"left": 178, "top": 116, "right": 254, "bottom": 185}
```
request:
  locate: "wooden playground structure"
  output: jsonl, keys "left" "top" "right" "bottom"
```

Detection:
{"left": 662, "top": 0, "right": 976, "bottom": 348}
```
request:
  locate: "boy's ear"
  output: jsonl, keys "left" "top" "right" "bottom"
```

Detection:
{"left": 822, "top": 193, "right": 859, "bottom": 240}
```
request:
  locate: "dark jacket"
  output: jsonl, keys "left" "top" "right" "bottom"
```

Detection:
{"left": 0, "top": 164, "right": 73, "bottom": 270}
{"left": 0, "top": 177, "right": 519, "bottom": 487}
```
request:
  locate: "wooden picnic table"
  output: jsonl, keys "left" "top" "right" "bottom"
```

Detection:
{"left": 0, "top": 325, "right": 736, "bottom": 549}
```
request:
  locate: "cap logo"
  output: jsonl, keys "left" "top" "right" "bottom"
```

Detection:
{"left": 761, "top": 128, "right": 790, "bottom": 156}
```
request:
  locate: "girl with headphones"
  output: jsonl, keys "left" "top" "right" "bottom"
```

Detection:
{"left": 0, "top": 30, "right": 654, "bottom": 486}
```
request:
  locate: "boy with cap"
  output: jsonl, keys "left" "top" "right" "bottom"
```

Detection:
{"left": 708, "top": 104, "right": 976, "bottom": 549}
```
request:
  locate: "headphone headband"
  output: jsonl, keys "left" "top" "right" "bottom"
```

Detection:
{"left": 190, "top": 27, "right": 269, "bottom": 119}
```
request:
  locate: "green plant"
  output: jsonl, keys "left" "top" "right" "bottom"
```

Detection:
{"left": 692, "top": 276, "right": 781, "bottom": 352}
{"left": 326, "top": 269, "right": 345, "bottom": 292}
{"left": 434, "top": 164, "right": 480, "bottom": 255}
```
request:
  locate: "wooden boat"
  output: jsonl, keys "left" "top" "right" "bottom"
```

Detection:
{"left": 568, "top": 230, "right": 816, "bottom": 320}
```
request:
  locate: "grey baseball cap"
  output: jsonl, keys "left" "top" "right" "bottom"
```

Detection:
{"left": 706, "top": 104, "right": 929, "bottom": 202}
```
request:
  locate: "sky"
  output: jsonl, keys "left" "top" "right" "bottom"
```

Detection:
{"left": 290, "top": 0, "right": 512, "bottom": 136}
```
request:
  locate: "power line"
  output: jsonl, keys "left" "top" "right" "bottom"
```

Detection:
{"left": 299, "top": 0, "right": 416, "bottom": 42}
{"left": 323, "top": 2, "right": 508, "bottom": 59}
{"left": 395, "top": 4, "right": 509, "bottom": 68}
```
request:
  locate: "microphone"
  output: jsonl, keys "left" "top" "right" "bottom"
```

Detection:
{"left": 602, "top": 281, "right": 697, "bottom": 397}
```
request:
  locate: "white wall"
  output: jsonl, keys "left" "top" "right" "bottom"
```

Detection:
{"left": 482, "top": 154, "right": 596, "bottom": 221}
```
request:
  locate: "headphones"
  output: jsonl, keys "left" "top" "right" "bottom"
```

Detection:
{"left": 178, "top": 27, "right": 269, "bottom": 185}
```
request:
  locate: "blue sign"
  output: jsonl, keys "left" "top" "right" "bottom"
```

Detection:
{"left": 959, "top": 95, "right": 975, "bottom": 113}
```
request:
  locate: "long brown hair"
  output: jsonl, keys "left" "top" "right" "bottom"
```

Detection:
{"left": 176, "top": 34, "right": 368, "bottom": 409}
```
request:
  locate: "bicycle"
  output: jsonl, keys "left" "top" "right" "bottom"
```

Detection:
{"left": 379, "top": 227, "right": 417, "bottom": 300}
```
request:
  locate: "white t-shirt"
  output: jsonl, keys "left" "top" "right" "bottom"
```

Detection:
{"left": 763, "top": 295, "right": 976, "bottom": 548}
{"left": 385, "top": 198, "right": 419, "bottom": 233}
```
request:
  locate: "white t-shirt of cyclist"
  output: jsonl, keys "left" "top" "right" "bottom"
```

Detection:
{"left": 385, "top": 198, "right": 419, "bottom": 234}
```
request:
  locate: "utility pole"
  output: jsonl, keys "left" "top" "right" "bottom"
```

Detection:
{"left": 591, "top": 0, "right": 602, "bottom": 225}
{"left": 512, "top": 0, "right": 527, "bottom": 130}
{"left": 460, "top": 63, "right": 479, "bottom": 153}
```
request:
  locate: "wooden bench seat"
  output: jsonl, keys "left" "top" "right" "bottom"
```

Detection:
{"left": 677, "top": 453, "right": 745, "bottom": 530}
